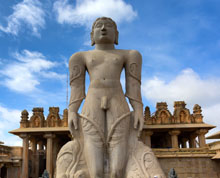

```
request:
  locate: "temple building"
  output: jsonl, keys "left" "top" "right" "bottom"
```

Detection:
{"left": 207, "top": 131, "right": 220, "bottom": 159}
{"left": 1, "top": 101, "right": 219, "bottom": 178}
{"left": 9, "top": 107, "right": 71, "bottom": 178}
{"left": 142, "top": 101, "right": 215, "bottom": 149}
{"left": 0, "top": 141, "right": 22, "bottom": 178}
{"left": 142, "top": 101, "right": 220, "bottom": 177}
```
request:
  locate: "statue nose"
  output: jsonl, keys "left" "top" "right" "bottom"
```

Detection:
{"left": 101, "top": 24, "right": 106, "bottom": 31}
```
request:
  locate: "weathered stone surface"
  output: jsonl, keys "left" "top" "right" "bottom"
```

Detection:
{"left": 56, "top": 17, "right": 165, "bottom": 178}
{"left": 144, "top": 102, "right": 205, "bottom": 125}
{"left": 158, "top": 157, "right": 220, "bottom": 178}
{"left": 56, "top": 113, "right": 165, "bottom": 178}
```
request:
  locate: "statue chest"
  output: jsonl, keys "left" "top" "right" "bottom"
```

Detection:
{"left": 86, "top": 55, "right": 124, "bottom": 70}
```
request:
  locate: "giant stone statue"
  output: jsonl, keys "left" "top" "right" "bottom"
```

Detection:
{"left": 56, "top": 17, "right": 165, "bottom": 178}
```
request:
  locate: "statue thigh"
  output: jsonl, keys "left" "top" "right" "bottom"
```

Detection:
{"left": 81, "top": 105, "right": 105, "bottom": 178}
{"left": 81, "top": 94, "right": 130, "bottom": 178}
{"left": 107, "top": 109, "right": 130, "bottom": 177}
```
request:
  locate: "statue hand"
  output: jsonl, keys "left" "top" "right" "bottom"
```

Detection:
{"left": 134, "top": 110, "right": 144, "bottom": 131}
{"left": 68, "top": 111, "right": 78, "bottom": 133}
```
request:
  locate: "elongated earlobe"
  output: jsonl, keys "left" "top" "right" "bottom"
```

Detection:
{"left": 114, "top": 31, "right": 119, "bottom": 45}
{"left": 90, "top": 32, "right": 95, "bottom": 46}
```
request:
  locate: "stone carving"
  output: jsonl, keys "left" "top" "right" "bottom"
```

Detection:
{"left": 20, "top": 107, "right": 69, "bottom": 128}
{"left": 144, "top": 106, "right": 152, "bottom": 124}
{"left": 155, "top": 102, "right": 172, "bottom": 124}
{"left": 145, "top": 102, "right": 205, "bottom": 125}
{"left": 62, "top": 109, "right": 68, "bottom": 127}
{"left": 20, "top": 110, "right": 29, "bottom": 128}
{"left": 173, "top": 101, "right": 191, "bottom": 124}
{"left": 30, "top": 108, "right": 45, "bottom": 127}
{"left": 193, "top": 104, "right": 203, "bottom": 123}
{"left": 46, "top": 107, "right": 60, "bottom": 127}
{"left": 56, "top": 17, "right": 165, "bottom": 178}
{"left": 34, "top": 117, "right": 40, "bottom": 127}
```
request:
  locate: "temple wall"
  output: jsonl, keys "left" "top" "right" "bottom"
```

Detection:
{"left": 7, "top": 167, "right": 21, "bottom": 178}
{"left": 158, "top": 156, "right": 220, "bottom": 178}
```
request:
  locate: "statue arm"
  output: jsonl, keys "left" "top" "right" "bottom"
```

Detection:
{"left": 68, "top": 52, "right": 86, "bottom": 130}
{"left": 125, "top": 50, "right": 144, "bottom": 131}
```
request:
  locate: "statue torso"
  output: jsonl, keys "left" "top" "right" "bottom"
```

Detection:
{"left": 81, "top": 49, "right": 129, "bottom": 105}
{"left": 84, "top": 49, "right": 127, "bottom": 82}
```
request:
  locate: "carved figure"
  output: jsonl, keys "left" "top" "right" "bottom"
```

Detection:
{"left": 56, "top": 17, "right": 165, "bottom": 178}
{"left": 173, "top": 101, "right": 191, "bottom": 124}
{"left": 155, "top": 102, "right": 171, "bottom": 124}
{"left": 34, "top": 117, "right": 40, "bottom": 127}
{"left": 30, "top": 108, "right": 44, "bottom": 128}
{"left": 179, "top": 111, "right": 186, "bottom": 123}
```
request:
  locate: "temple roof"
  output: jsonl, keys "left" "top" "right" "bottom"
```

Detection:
{"left": 206, "top": 131, "right": 220, "bottom": 139}
{"left": 143, "top": 123, "right": 215, "bottom": 130}
{"left": 9, "top": 127, "right": 69, "bottom": 136}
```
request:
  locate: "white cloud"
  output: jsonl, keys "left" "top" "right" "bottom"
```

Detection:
{"left": 0, "top": 0, "right": 45, "bottom": 36}
{"left": 0, "top": 105, "right": 22, "bottom": 146}
{"left": 0, "top": 106, "right": 21, "bottom": 123}
{"left": 53, "top": 0, "right": 137, "bottom": 27}
{"left": 142, "top": 68, "right": 220, "bottom": 132}
{"left": 0, "top": 50, "right": 64, "bottom": 93}
{"left": 142, "top": 68, "right": 220, "bottom": 108}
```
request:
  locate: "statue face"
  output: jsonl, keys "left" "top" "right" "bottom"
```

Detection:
{"left": 93, "top": 19, "right": 116, "bottom": 45}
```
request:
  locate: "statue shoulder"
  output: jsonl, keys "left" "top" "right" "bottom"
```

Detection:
{"left": 124, "top": 50, "right": 142, "bottom": 64}
{"left": 128, "top": 50, "right": 142, "bottom": 59}
{"left": 69, "top": 51, "right": 86, "bottom": 66}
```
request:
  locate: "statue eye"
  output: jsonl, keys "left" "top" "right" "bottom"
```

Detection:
{"left": 106, "top": 23, "right": 113, "bottom": 27}
{"left": 95, "top": 23, "right": 102, "bottom": 28}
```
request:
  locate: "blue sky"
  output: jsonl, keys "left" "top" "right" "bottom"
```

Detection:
{"left": 0, "top": 0, "right": 220, "bottom": 145}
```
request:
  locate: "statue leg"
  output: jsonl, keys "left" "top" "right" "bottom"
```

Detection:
{"left": 83, "top": 136, "right": 104, "bottom": 178}
{"left": 107, "top": 111, "right": 130, "bottom": 178}
{"left": 81, "top": 106, "right": 105, "bottom": 178}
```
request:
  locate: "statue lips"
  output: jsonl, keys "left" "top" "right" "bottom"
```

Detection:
{"left": 101, "top": 32, "right": 107, "bottom": 36}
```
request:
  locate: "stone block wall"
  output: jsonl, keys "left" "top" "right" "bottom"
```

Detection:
{"left": 158, "top": 157, "right": 220, "bottom": 178}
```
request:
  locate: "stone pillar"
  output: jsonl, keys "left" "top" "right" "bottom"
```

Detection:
{"left": 0, "top": 163, "right": 4, "bottom": 177}
{"left": 169, "top": 130, "right": 181, "bottom": 148}
{"left": 30, "top": 137, "right": 37, "bottom": 178}
{"left": 145, "top": 130, "right": 153, "bottom": 147}
{"left": 44, "top": 133, "right": 55, "bottom": 178}
{"left": 196, "top": 129, "right": 208, "bottom": 148}
{"left": 20, "top": 133, "right": 29, "bottom": 178}
{"left": 181, "top": 138, "right": 188, "bottom": 148}
{"left": 189, "top": 134, "right": 197, "bottom": 148}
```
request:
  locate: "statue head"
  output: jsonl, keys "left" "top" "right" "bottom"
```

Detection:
{"left": 90, "top": 17, "right": 119, "bottom": 46}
